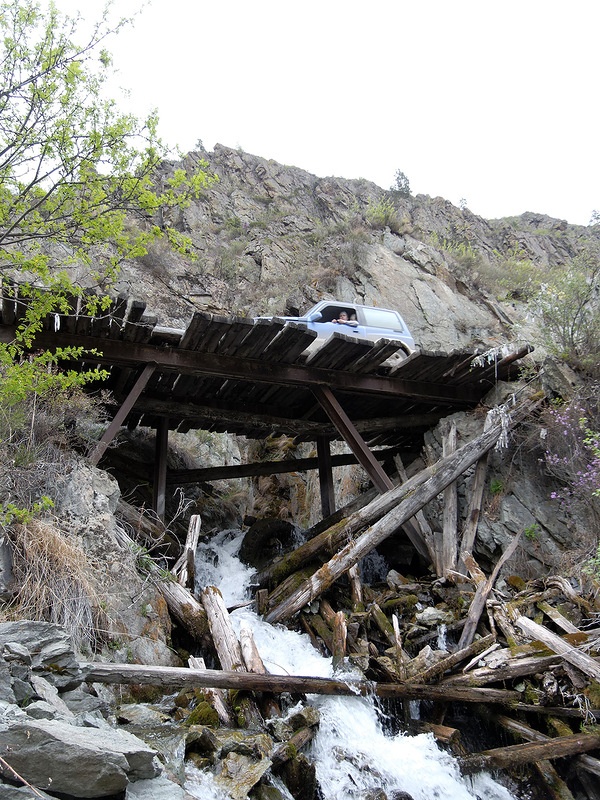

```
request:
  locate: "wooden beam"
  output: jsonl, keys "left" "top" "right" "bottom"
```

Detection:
{"left": 88, "top": 363, "right": 156, "bottom": 465}
{"left": 313, "top": 386, "right": 393, "bottom": 493}
{"left": 166, "top": 448, "right": 400, "bottom": 484}
{"left": 317, "top": 436, "right": 335, "bottom": 518}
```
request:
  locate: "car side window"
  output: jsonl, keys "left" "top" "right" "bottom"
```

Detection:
{"left": 362, "top": 308, "right": 404, "bottom": 330}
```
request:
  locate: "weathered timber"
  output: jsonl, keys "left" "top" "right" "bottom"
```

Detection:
{"left": 189, "top": 656, "right": 232, "bottom": 726}
{"left": 172, "top": 514, "right": 201, "bottom": 588}
{"left": 458, "top": 534, "right": 521, "bottom": 649}
{"left": 271, "top": 727, "right": 315, "bottom": 767}
{"left": 347, "top": 564, "right": 364, "bottom": 612}
{"left": 461, "top": 732, "right": 600, "bottom": 772}
{"left": 515, "top": 616, "right": 600, "bottom": 682}
{"left": 369, "top": 603, "right": 397, "bottom": 648}
{"left": 442, "top": 653, "right": 561, "bottom": 687}
{"left": 265, "top": 419, "right": 510, "bottom": 623}
{"left": 409, "top": 634, "right": 495, "bottom": 684}
{"left": 201, "top": 586, "right": 244, "bottom": 672}
{"left": 496, "top": 715, "right": 600, "bottom": 779}
{"left": 166, "top": 444, "right": 403, "bottom": 482}
{"left": 441, "top": 421, "right": 458, "bottom": 576}
{"left": 200, "top": 585, "right": 263, "bottom": 728}
{"left": 159, "top": 579, "right": 209, "bottom": 641}
{"left": 79, "top": 662, "right": 520, "bottom": 703}
{"left": 332, "top": 611, "right": 347, "bottom": 669}
{"left": 537, "top": 600, "right": 581, "bottom": 634}
{"left": 458, "top": 449, "right": 489, "bottom": 572}
{"left": 238, "top": 622, "right": 281, "bottom": 719}
{"left": 393, "top": 453, "right": 434, "bottom": 559}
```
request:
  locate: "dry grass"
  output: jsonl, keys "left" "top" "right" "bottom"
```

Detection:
{"left": 3, "top": 518, "right": 106, "bottom": 654}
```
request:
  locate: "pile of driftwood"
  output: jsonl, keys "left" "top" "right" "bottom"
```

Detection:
{"left": 86, "top": 399, "right": 600, "bottom": 799}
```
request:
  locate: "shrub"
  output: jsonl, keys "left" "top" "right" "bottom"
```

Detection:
{"left": 528, "top": 253, "right": 600, "bottom": 373}
{"left": 366, "top": 198, "right": 401, "bottom": 232}
{"left": 542, "top": 394, "right": 600, "bottom": 515}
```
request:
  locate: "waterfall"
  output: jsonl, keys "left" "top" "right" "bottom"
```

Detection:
{"left": 188, "top": 528, "right": 517, "bottom": 800}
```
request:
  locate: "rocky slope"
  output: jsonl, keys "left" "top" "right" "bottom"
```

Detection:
{"left": 111, "top": 143, "right": 597, "bottom": 356}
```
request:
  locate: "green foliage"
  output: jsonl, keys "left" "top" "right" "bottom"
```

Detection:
{"left": 528, "top": 252, "right": 600, "bottom": 372}
{"left": 524, "top": 523, "right": 539, "bottom": 541}
{"left": 0, "top": 495, "right": 53, "bottom": 526}
{"left": 389, "top": 168, "right": 411, "bottom": 198}
{"left": 366, "top": 197, "right": 400, "bottom": 232}
{"left": 489, "top": 478, "right": 505, "bottom": 495}
{"left": 0, "top": 0, "right": 214, "bottom": 399}
{"left": 583, "top": 542, "right": 600, "bottom": 580}
{"left": 491, "top": 248, "right": 544, "bottom": 300}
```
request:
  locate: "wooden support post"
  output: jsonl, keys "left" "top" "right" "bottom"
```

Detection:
{"left": 313, "top": 386, "right": 393, "bottom": 493}
{"left": 441, "top": 421, "right": 458, "bottom": 576}
{"left": 89, "top": 362, "right": 156, "bottom": 466}
{"left": 153, "top": 417, "right": 169, "bottom": 521}
{"left": 316, "top": 436, "right": 336, "bottom": 518}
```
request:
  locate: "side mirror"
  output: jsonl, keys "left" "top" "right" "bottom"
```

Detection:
{"left": 307, "top": 311, "right": 323, "bottom": 322}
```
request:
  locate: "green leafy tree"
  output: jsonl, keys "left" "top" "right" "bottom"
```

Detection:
{"left": 0, "top": 0, "right": 213, "bottom": 401}
{"left": 0, "top": 0, "right": 214, "bottom": 525}
{"left": 389, "top": 168, "right": 411, "bottom": 198}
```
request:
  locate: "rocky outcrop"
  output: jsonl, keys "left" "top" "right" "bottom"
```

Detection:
{"left": 0, "top": 622, "right": 165, "bottom": 798}
{"left": 108, "top": 144, "right": 597, "bottom": 359}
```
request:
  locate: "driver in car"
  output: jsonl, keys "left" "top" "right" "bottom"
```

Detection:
{"left": 332, "top": 310, "right": 358, "bottom": 327}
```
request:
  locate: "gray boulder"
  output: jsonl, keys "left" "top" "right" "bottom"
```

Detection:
{"left": 0, "top": 716, "right": 159, "bottom": 797}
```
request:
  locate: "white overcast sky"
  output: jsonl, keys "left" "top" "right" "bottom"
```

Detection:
{"left": 49, "top": 0, "right": 598, "bottom": 225}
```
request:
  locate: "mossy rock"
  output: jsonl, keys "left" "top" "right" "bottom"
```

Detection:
{"left": 185, "top": 701, "right": 220, "bottom": 727}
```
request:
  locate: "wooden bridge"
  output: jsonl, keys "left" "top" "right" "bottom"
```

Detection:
{"left": 0, "top": 291, "right": 531, "bottom": 519}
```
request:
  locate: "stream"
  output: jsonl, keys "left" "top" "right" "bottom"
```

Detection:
{"left": 185, "top": 528, "right": 519, "bottom": 800}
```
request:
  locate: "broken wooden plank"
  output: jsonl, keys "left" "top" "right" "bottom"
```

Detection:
{"left": 172, "top": 514, "right": 201, "bottom": 588}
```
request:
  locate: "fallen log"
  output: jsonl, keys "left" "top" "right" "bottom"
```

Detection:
{"left": 265, "top": 418, "right": 511, "bottom": 624}
{"left": 442, "top": 653, "right": 561, "bottom": 687}
{"left": 496, "top": 715, "right": 600, "bottom": 779}
{"left": 79, "top": 662, "right": 521, "bottom": 704}
{"left": 461, "top": 732, "right": 600, "bottom": 772}
{"left": 271, "top": 727, "right": 315, "bottom": 767}
{"left": 458, "top": 447, "right": 489, "bottom": 571}
{"left": 201, "top": 586, "right": 244, "bottom": 672}
{"left": 188, "top": 655, "right": 232, "bottom": 726}
{"left": 409, "top": 634, "right": 495, "bottom": 684}
{"left": 200, "top": 585, "right": 263, "bottom": 728}
{"left": 515, "top": 616, "right": 600, "bottom": 682}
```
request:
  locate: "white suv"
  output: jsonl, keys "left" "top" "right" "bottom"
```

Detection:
{"left": 279, "top": 300, "right": 416, "bottom": 357}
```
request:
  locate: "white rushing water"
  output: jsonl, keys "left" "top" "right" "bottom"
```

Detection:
{"left": 188, "top": 529, "right": 517, "bottom": 800}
